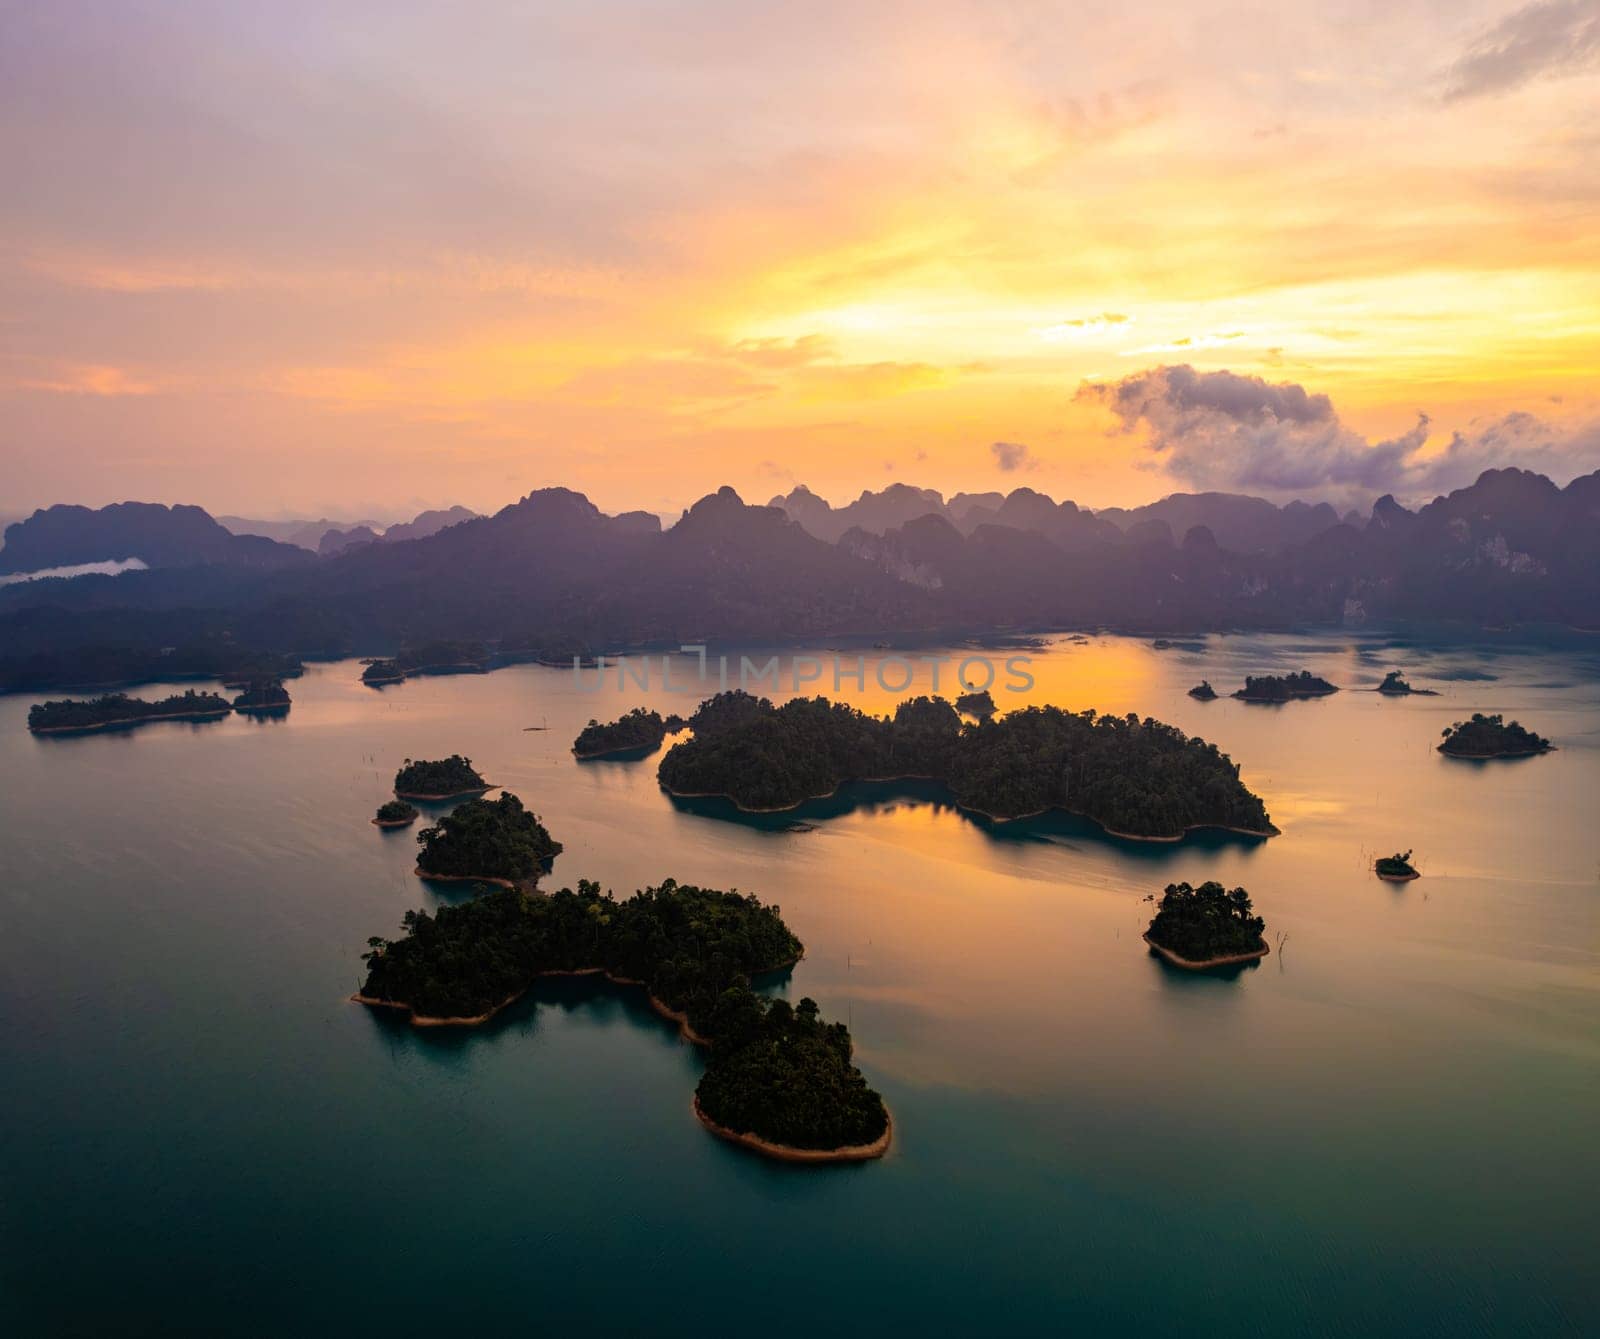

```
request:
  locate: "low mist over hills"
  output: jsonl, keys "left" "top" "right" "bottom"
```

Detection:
{"left": 0, "top": 468, "right": 1595, "bottom": 690}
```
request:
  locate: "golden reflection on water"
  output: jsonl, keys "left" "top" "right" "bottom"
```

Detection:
{"left": 686, "top": 636, "right": 1160, "bottom": 721}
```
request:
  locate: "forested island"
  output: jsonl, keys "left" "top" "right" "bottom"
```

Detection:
{"left": 572, "top": 707, "right": 686, "bottom": 759}
{"left": 393, "top": 755, "right": 490, "bottom": 799}
{"left": 361, "top": 641, "right": 489, "bottom": 686}
{"left": 414, "top": 791, "right": 562, "bottom": 887}
{"left": 1439, "top": 713, "right": 1553, "bottom": 758}
{"left": 355, "top": 879, "right": 890, "bottom": 1159}
{"left": 27, "top": 689, "right": 232, "bottom": 734}
{"left": 1143, "top": 880, "right": 1269, "bottom": 969}
{"left": 1188, "top": 681, "right": 1217, "bottom": 700}
{"left": 231, "top": 678, "right": 291, "bottom": 713}
{"left": 656, "top": 690, "right": 1275, "bottom": 841}
{"left": 218, "top": 656, "right": 304, "bottom": 690}
{"left": 954, "top": 688, "right": 997, "bottom": 720}
{"left": 1375, "top": 849, "right": 1419, "bottom": 881}
{"left": 1376, "top": 671, "right": 1436, "bottom": 696}
{"left": 373, "top": 799, "right": 419, "bottom": 829}
{"left": 1233, "top": 670, "right": 1338, "bottom": 702}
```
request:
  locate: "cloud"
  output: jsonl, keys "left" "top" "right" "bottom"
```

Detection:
{"left": 721, "top": 334, "right": 839, "bottom": 368}
{"left": 1035, "top": 313, "right": 1130, "bottom": 342}
{"left": 991, "top": 440, "right": 1035, "bottom": 472}
{"left": 1077, "top": 364, "right": 1600, "bottom": 502}
{"left": 1443, "top": 1, "right": 1600, "bottom": 101}
{"left": 1427, "top": 410, "right": 1600, "bottom": 488}
{"left": 22, "top": 364, "right": 157, "bottom": 396}
{"left": 1120, "top": 330, "right": 1247, "bottom": 356}
{"left": 791, "top": 361, "right": 956, "bottom": 401}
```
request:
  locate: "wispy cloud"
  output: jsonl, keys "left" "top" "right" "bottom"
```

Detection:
{"left": 22, "top": 364, "right": 157, "bottom": 396}
{"left": 1443, "top": 0, "right": 1600, "bottom": 101}
{"left": 1034, "top": 313, "right": 1130, "bottom": 341}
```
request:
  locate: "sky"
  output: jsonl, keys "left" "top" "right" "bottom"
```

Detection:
{"left": 2, "top": 0, "right": 1599, "bottom": 521}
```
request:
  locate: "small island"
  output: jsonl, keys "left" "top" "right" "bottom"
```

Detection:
{"left": 393, "top": 754, "right": 490, "bottom": 799}
{"left": 27, "top": 689, "right": 233, "bottom": 734}
{"left": 1375, "top": 849, "right": 1419, "bottom": 882}
{"left": 1376, "top": 671, "right": 1437, "bottom": 696}
{"left": 355, "top": 879, "right": 890, "bottom": 1161}
{"left": 1143, "top": 880, "right": 1269, "bottom": 970}
{"left": 231, "top": 678, "right": 291, "bottom": 714}
{"left": 656, "top": 690, "right": 1276, "bottom": 841}
{"left": 414, "top": 791, "right": 562, "bottom": 888}
{"left": 372, "top": 799, "right": 419, "bottom": 829}
{"left": 1232, "top": 670, "right": 1338, "bottom": 703}
{"left": 218, "top": 655, "right": 304, "bottom": 690}
{"left": 361, "top": 659, "right": 404, "bottom": 686}
{"left": 361, "top": 641, "right": 489, "bottom": 686}
{"left": 572, "top": 707, "right": 686, "bottom": 759}
{"left": 1188, "top": 681, "right": 1217, "bottom": 701}
{"left": 954, "top": 688, "right": 997, "bottom": 720}
{"left": 1439, "top": 713, "right": 1553, "bottom": 758}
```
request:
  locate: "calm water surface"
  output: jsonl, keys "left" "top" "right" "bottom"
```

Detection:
{"left": 2, "top": 634, "right": 1596, "bottom": 1335}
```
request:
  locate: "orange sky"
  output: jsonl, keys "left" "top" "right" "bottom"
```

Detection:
{"left": 2, "top": 1, "right": 1598, "bottom": 520}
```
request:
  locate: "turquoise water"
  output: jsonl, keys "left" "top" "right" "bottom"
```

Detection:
{"left": 2, "top": 634, "right": 1596, "bottom": 1335}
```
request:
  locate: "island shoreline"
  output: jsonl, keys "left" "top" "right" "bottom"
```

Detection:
{"left": 412, "top": 866, "right": 526, "bottom": 891}
{"left": 1438, "top": 745, "right": 1554, "bottom": 758}
{"left": 350, "top": 969, "right": 886, "bottom": 1162}
{"left": 692, "top": 1095, "right": 892, "bottom": 1163}
{"left": 394, "top": 783, "right": 496, "bottom": 800}
{"left": 662, "top": 777, "right": 1278, "bottom": 842}
{"left": 29, "top": 707, "right": 233, "bottom": 735}
{"left": 352, "top": 954, "right": 801, "bottom": 1046}
{"left": 1142, "top": 932, "right": 1270, "bottom": 970}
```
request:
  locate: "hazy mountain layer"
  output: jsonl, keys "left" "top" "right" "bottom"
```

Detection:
{"left": 1, "top": 469, "right": 1595, "bottom": 690}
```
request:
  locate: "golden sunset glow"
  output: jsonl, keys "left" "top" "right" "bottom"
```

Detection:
{"left": 3, "top": 2, "right": 1598, "bottom": 517}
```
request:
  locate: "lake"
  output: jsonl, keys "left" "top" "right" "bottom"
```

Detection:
{"left": 1, "top": 633, "right": 1596, "bottom": 1335}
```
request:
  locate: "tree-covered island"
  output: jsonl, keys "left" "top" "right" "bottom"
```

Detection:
{"left": 1375, "top": 849, "right": 1419, "bottom": 881}
{"left": 361, "top": 642, "right": 489, "bottom": 686}
{"left": 27, "top": 689, "right": 233, "bottom": 734}
{"left": 361, "top": 658, "right": 404, "bottom": 685}
{"left": 231, "top": 678, "right": 291, "bottom": 713}
{"left": 1438, "top": 713, "right": 1552, "bottom": 758}
{"left": 218, "top": 654, "right": 304, "bottom": 690}
{"left": 393, "top": 754, "right": 490, "bottom": 798}
{"left": 954, "top": 688, "right": 997, "bottom": 720}
{"left": 572, "top": 707, "right": 687, "bottom": 759}
{"left": 1376, "top": 670, "right": 1437, "bottom": 696}
{"left": 373, "top": 799, "right": 419, "bottom": 829}
{"left": 355, "top": 879, "right": 890, "bottom": 1160}
{"left": 413, "top": 791, "right": 562, "bottom": 888}
{"left": 1232, "top": 670, "right": 1339, "bottom": 702}
{"left": 1188, "top": 681, "right": 1218, "bottom": 700}
{"left": 1143, "top": 880, "right": 1269, "bottom": 969}
{"left": 656, "top": 690, "right": 1276, "bottom": 841}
